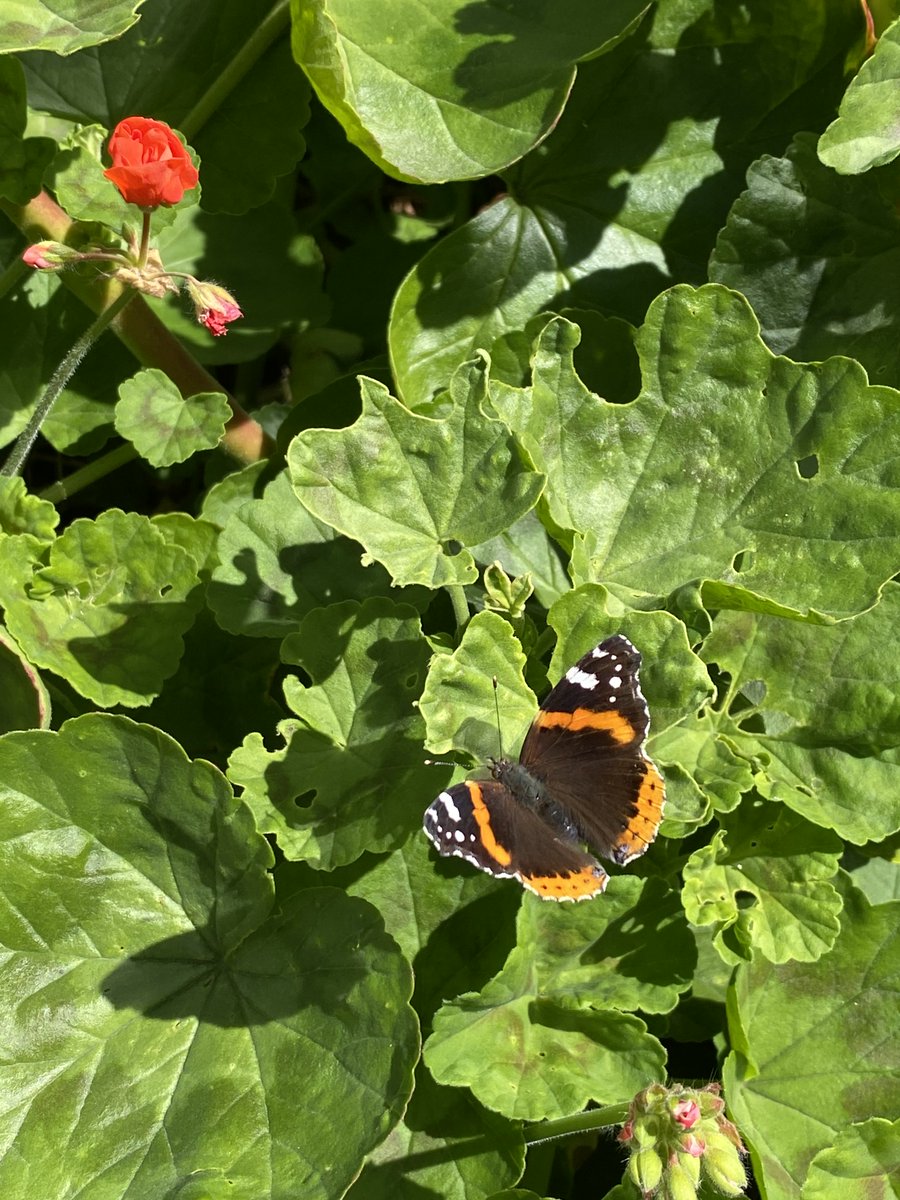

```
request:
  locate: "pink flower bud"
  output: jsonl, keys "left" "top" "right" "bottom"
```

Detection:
{"left": 681, "top": 1133, "right": 705, "bottom": 1158}
{"left": 672, "top": 1100, "right": 701, "bottom": 1129}
{"left": 187, "top": 279, "right": 242, "bottom": 337}
{"left": 22, "top": 241, "right": 79, "bottom": 270}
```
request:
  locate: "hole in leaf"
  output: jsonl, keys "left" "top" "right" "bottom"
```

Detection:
{"left": 731, "top": 549, "right": 754, "bottom": 573}
{"left": 293, "top": 790, "right": 316, "bottom": 810}
{"left": 796, "top": 454, "right": 819, "bottom": 478}
{"left": 735, "top": 891, "right": 756, "bottom": 910}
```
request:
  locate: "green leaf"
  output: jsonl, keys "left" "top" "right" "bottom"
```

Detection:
{"left": 424, "top": 878, "right": 672, "bottom": 1120}
{"left": 470, "top": 510, "right": 570, "bottom": 610}
{"left": 682, "top": 799, "right": 843, "bottom": 964}
{"left": 419, "top": 610, "right": 537, "bottom": 762}
{"left": 115, "top": 368, "right": 230, "bottom": 466}
{"left": 710, "top": 134, "right": 900, "bottom": 381}
{"left": 0, "top": 476, "right": 58, "bottom": 540}
{"left": 288, "top": 361, "right": 544, "bottom": 588}
{"left": 0, "top": 622, "right": 51, "bottom": 731}
{"left": 702, "top": 598, "right": 900, "bottom": 844}
{"left": 802, "top": 1118, "right": 900, "bottom": 1200}
{"left": 0, "top": 0, "right": 141, "bottom": 54}
{"left": 0, "top": 714, "right": 418, "bottom": 1200}
{"left": 0, "top": 271, "right": 133, "bottom": 456}
{"left": 498, "top": 293, "right": 900, "bottom": 619}
{"left": 208, "top": 470, "right": 410, "bottom": 639}
{"left": 0, "top": 57, "right": 55, "bottom": 204}
{"left": 724, "top": 881, "right": 900, "bottom": 1200}
{"left": 819, "top": 18, "right": 900, "bottom": 173}
{"left": 228, "top": 599, "right": 433, "bottom": 869}
{"left": 0, "top": 511, "right": 203, "bottom": 707}
{"left": 291, "top": 0, "right": 648, "bottom": 184}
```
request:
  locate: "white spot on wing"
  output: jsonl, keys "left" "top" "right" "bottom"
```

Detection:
{"left": 609, "top": 675, "right": 622, "bottom": 688}
{"left": 566, "top": 665, "right": 598, "bottom": 690}
{"left": 438, "top": 791, "right": 461, "bottom": 822}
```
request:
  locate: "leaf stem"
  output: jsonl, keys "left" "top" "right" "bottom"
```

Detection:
{"left": 523, "top": 1103, "right": 630, "bottom": 1146}
{"left": 447, "top": 584, "right": 470, "bottom": 630}
{"left": 1, "top": 289, "right": 135, "bottom": 479}
{"left": 39, "top": 442, "right": 140, "bottom": 504}
{"left": 178, "top": 0, "right": 292, "bottom": 139}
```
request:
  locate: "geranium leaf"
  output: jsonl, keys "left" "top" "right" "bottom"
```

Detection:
{"left": 0, "top": 57, "right": 56, "bottom": 204}
{"left": 291, "top": 0, "right": 649, "bottom": 184}
{"left": 702, "top": 597, "right": 900, "bottom": 844}
{"left": 419, "top": 610, "right": 536, "bottom": 763}
{"left": 0, "top": 622, "right": 51, "bottom": 731}
{"left": 389, "top": 3, "right": 859, "bottom": 401}
{"left": 493, "top": 294, "right": 900, "bottom": 619}
{"left": 424, "top": 878, "right": 673, "bottom": 1120}
{"left": 0, "top": 511, "right": 203, "bottom": 707}
{"left": 208, "top": 471, "right": 410, "bottom": 639}
{"left": 710, "top": 134, "right": 900, "bottom": 381}
{"left": 802, "top": 1117, "right": 900, "bottom": 1200}
{"left": 115, "top": 368, "right": 230, "bottom": 466}
{"left": 228, "top": 598, "right": 432, "bottom": 869}
{"left": 0, "top": 714, "right": 418, "bottom": 1200}
{"left": 682, "top": 799, "right": 843, "bottom": 964}
{"left": 0, "top": 1, "right": 141, "bottom": 54}
{"left": 725, "top": 881, "right": 900, "bottom": 1200}
{"left": 288, "top": 361, "right": 544, "bottom": 588}
{"left": 818, "top": 18, "right": 900, "bottom": 173}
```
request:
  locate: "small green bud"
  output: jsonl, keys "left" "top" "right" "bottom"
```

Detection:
{"left": 628, "top": 1147, "right": 664, "bottom": 1193}
{"left": 664, "top": 1160, "right": 699, "bottom": 1200}
{"left": 675, "top": 1149, "right": 702, "bottom": 1184}
{"left": 703, "top": 1145, "right": 747, "bottom": 1196}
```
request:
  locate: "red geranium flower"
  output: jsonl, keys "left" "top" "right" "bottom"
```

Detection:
{"left": 103, "top": 116, "right": 198, "bottom": 209}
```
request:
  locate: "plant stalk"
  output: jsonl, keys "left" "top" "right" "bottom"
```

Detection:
{"left": 1, "top": 289, "right": 135, "bottom": 479}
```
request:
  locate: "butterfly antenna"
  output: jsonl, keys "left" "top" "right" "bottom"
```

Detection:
{"left": 492, "top": 675, "right": 505, "bottom": 760}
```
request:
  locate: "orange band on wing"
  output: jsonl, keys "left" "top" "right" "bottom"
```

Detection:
{"left": 536, "top": 707, "right": 635, "bottom": 743}
{"left": 522, "top": 865, "right": 608, "bottom": 901}
{"left": 467, "top": 782, "right": 513, "bottom": 867}
{"left": 614, "top": 761, "right": 666, "bottom": 860}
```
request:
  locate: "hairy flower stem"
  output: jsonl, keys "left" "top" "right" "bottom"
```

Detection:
{"left": 1, "top": 289, "right": 135, "bottom": 479}
{"left": 523, "top": 1103, "right": 630, "bottom": 1146}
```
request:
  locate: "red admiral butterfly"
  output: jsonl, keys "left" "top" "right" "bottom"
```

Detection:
{"left": 423, "top": 635, "right": 665, "bottom": 900}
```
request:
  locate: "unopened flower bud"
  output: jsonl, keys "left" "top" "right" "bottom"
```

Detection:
{"left": 628, "top": 1147, "right": 663, "bottom": 1194}
{"left": 664, "top": 1160, "right": 699, "bottom": 1200}
{"left": 22, "top": 241, "right": 81, "bottom": 270}
{"left": 703, "top": 1145, "right": 747, "bottom": 1196}
{"left": 672, "top": 1100, "right": 700, "bottom": 1128}
{"left": 675, "top": 1147, "right": 702, "bottom": 1183}
{"left": 680, "top": 1133, "right": 705, "bottom": 1158}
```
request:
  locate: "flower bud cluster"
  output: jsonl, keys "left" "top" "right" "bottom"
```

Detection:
{"left": 619, "top": 1083, "right": 747, "bottom": 1200}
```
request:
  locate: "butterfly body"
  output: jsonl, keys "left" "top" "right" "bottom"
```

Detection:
{"left": 423, "top": 635, "right": 665, "bottom": 901}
